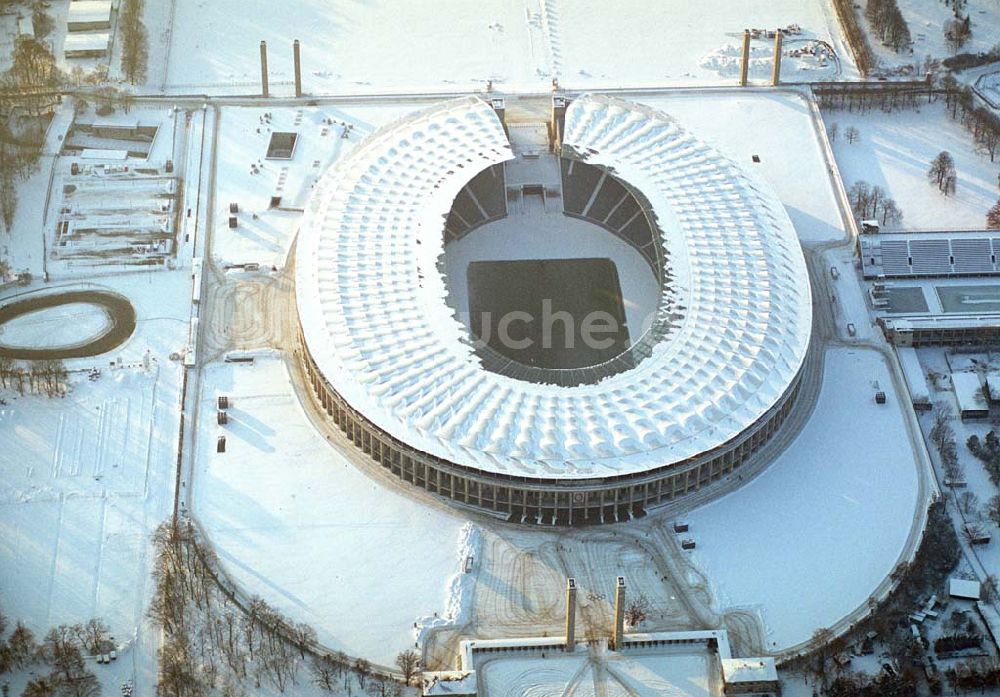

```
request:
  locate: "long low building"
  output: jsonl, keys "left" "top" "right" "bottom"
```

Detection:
{"left": 63, "top": 32, "right": 109, "bottom": 58}
{"left": 861, "top": 230, "right": 1000, "bottom": 279}
{"left": 295, "top": 95, "right": 812, "bottom": 525}
{"left": 880, "top": 315, "right": 1000, "bottom": 347}
{"left": 67, "top": 0, "right": 113, "bottom": 32}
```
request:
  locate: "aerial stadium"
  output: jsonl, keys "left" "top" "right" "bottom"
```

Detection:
{"left": 295, "top": 93, "right": 812, "bottom": 525}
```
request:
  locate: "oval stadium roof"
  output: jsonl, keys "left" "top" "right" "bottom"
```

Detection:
{"left": 295, "top": 94, "right": 812, "bottom": 480}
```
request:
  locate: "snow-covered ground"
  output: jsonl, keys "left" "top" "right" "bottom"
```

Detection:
{"left": 831, "top": 101, "right": 1000, "bottom": 231}
{"left": 191, "top": 355, "right": 469, "bottom": 666}
{"left": 866, "top": 0, "right": 1000, "bottom": 71}
{"left": 689, "top": 347, "right": 922, "bottom": 652}
{"left": 0, "top": 302, "right": 110, "bottom": 349}
{"left": 159, "top": 0, "right": 855, "bottom": 94}
{"left": 210, "top": 105, "right": 415, "bottom": 269}
{"left": 0, "top": 269, "right": 192, "bottom": 690}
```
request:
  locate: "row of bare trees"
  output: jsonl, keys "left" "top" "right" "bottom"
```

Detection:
{"left": 830, "top": 0, "right": 876, "bottom": 76}
{"left": 865, "top": 0, "right": 911, "bottom": 53}
{"left": 149, "top": 521, "right": 416, "bottom": 697}
{"left": 0, "top": 605, "right": 112, "bottom": 697}
{"left": 0, "top": 34, "right": 55, "bottom": 231}
{"left": 848, "top": 180, "right": 903, "bottom": 227}
{"left": 0, "top": 357, "right": 68, "bottom": 397}
{"left": 941, "top": 77, "right": 1000, "bottom": 163}
{"left": 119, "top": 0, "right": 148, "bottom": 85}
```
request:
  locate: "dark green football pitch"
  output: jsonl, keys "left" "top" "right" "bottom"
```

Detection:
{"left": 466, "top": 258, "right": 631, "bottom": 370}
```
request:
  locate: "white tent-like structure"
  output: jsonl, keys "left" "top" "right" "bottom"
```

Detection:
{"left": 295, "top": 94, "right": 812, "bottom": 523}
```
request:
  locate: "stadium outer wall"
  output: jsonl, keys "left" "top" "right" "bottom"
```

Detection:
{"left": 296, "top": 323, "right": 807, "bottom": 526}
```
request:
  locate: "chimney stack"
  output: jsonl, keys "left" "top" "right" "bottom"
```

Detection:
{"left": 611, "top": 576, "right": 626, "bottom": 650}
{"left": 565, "top": 578, "right": 577, "bottom": 651}
{"left": 260, "top": 41, "right": 269, "bottom": 98}
{"left": 293, "top": 40, "right": 302, "bottom": 98}
{"left": 772, "top": 31, "right": 783, "bottom": 86}
{"left": 739, "top": 30, "right": 751, "bottom": 87}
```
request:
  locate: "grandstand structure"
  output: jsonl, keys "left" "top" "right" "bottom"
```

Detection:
{"left": 861, "top": 231, "right": 1000, "bottom": 278}
{"left": 295, "top": 94, "right": 812, "bottom": 525}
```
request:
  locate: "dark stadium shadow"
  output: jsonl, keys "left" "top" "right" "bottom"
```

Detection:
{"left": 198, "top": 472, "right": 283, "bottom": 542}
{"left": 224, "top": 409, "right": 277, "bottom": 453}
{"left": 783, "top": 205, "right": 850, "bottom": 244}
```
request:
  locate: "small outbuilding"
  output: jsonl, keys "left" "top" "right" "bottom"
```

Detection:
{"left": 67, "top": 0, "right": 113, "bottom": 32}
{"left": 63, "top": 32, "right": 110, "bottom": 59}
{"left": 721, "top": 657, "right": 780, "bottom": 695}
{"left": 953, "top": 371, "right": 988, "bottom": 420}
{"left": 950, "top": 578, "right": 982, "bottom": 601}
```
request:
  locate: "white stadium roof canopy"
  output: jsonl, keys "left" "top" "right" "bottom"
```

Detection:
{"left": 296, "top": 94, "right": 812, "bottom": 480}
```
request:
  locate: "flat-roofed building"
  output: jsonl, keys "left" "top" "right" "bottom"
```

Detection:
{"left": 63, "top": 32, "right": 110, "bottom": 58}
{"left": 67, "top": 1, "right": 113, "bottom": 32}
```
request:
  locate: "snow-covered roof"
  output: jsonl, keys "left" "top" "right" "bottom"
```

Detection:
{"left": 952, "top": 371, "right": 986, "bottom": 415}
{"left": 63, "top": 32, "right": 109, "bottom": 53}
{"left": 950, "top": 578, "right": 981, "bottom": 600}
{"left": 721, "top": 657, "right": 779, "bottom": 684}
{"left": 897, "top": 347, "right": 929, "bottom": 404}
{"left": 67, "top": 1, "right": 112, "bottom": 24}
{"left": 296, "top": 95, "right": 812, "bottom": 480}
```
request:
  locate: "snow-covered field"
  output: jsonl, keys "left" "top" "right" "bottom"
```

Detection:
{"left": 0, "top": 302, "right": 110, "bottom": 349}
{"left": 191, "top": 355, "right": 469, "bottom": 666}
{"left": 689, "top": 347, "right": 922, "bottom": 652}
{"left": 0, "top": 269, "right": 191, "bottom": 687}
{"left": 160, "top": 0, "right": 855, "bottom": 94}
{"left": 868, "top": 0, "right": 1000, "bottom": 69}
{"left": 831, "top": 101, "right": 1000, "bottom": 231}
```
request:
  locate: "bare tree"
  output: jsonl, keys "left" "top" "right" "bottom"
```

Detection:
{"left": 8, "top": 621, "right": 37, "bottom": 668}
{"left": 987, "top": 199, "right": 1000, "bottom": 229}
{"left": 624, "top": 593, "right": 651, "bottom": 628}
{"left": 844, "top": 126, "right": 860, "bottom": 144}
{"left": 988, "top": 494, "right": 1000, "bottom": 527}
{"left": 828, "top": 122, "right": 839, "bottom": 143}
{"left": 958, "top": 490, "right": 980, "bottom": 515}
{"left": 928, "top": 151, "right": 957, "bottom": 194}
{"left": 311, "top": 655, "right": 338, "bottom": 691}
{"left": 353, "top": 658, "right": 371, "bottom": 689}
{"left": 983, "top": 574, "right": 998, "bottom": 603}
{"left": 395, "top": 649, "right": 420, "bottom": 685}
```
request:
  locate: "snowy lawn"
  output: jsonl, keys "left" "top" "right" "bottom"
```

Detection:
{"left": 867, "top": 0, "right": 1000, "bottom": 69}
{"left": 192, "top": 356, "right": 469, "bottom": 666}
{"left": 162, "top": 0, "right": 855, "bottom": 94}
{"left": 830, "top": 101, "right": 1000, "bottom": 231}
{"left": 688, "top": 347, "right": 922, "bottom": 651}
